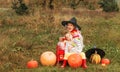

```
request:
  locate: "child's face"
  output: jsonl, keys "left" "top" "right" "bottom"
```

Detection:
{"left": 66, "top": 23, "right": 75, "bottom": 32}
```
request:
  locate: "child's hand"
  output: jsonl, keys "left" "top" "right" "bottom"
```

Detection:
{"left": 59, "top": 37, "right": 65, "bottom": 41}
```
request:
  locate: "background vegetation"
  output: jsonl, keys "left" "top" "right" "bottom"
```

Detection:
{"left": 0, "top": 0, "right": 120, "bottom": 72}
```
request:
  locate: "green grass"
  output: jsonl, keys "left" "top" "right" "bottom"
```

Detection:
{"left": 0, "top": 8, "right": 120, "bottom": 72}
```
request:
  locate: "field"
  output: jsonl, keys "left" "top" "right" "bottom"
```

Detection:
{"left": 0, "top": 7, "right": 120, "bottom": 72}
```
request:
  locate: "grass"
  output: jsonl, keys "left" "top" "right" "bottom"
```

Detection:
{"left": 0, "top": 8, "right": 120, "bottom": 72}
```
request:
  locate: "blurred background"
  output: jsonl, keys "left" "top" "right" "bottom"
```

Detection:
{"left": 0, "top": 0, "right": 120, "bottom": 72}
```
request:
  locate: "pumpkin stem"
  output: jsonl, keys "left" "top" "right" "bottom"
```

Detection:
{"left": 95, "top": 51, "right": 97, "bottom": 54}
{"left": 94, "top": 46, "right": 96, "bottom": 48}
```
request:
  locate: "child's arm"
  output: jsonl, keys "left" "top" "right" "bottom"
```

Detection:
{"left": 70, "top": 34, "right": 84, "bottom": 53}
{"left": 59, "top": 37, "right": 66, "bottom": 41}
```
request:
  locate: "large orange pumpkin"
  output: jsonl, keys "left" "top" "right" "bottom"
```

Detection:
{"left": 68, "top": 54, "right": 82, "bottom": 68}
{"left": 40, "top": 51, "right": 56, "bottom": 66}
{"left": 27, "top": 59, "right": 38, "bottom": 68}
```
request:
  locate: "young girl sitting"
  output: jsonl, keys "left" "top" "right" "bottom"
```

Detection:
{"left": 57, "top": 17, "right": 87, "bottom": 68}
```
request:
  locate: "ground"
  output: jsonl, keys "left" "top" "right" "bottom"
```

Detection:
{"left": 0, "top": 8, "right": 120, "bottom": 72}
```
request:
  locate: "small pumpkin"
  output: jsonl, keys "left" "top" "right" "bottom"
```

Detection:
{"left": 90, "top": 51, "right": 101, "bottom": 64}
{"left": 101, "top": 58, "right": 110, "bottom": 65}
{"left": 68, "top": 54, "right": 82, "bottom": 68}
{"left": 40, "top": 51, "right": 56, "bottom": 66}
{"left": 27, "top": 59, "right": 38, "bottom": 68}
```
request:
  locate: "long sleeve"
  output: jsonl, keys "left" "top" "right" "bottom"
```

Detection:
{"left": 69, "top": 30, "right": 84, "bottom": 53}
{"left": 64, "top": 29, "right": 85, "bottom": 54}
{"left": 70, "top": 35, "right": 84, "bottom": 53}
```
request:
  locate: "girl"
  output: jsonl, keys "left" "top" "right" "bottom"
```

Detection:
{"left": 60, "top": 17, "right": 87, "bottom": 68}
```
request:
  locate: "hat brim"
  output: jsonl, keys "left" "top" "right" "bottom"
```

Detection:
{"left": 62, "top": 21, "right": 76, "bottom": 27}
{"left": 61, "top": 21, "right": 81, "bottom": 30}
{"left": 85, "top": 48, "right": 105, "bottom": 59}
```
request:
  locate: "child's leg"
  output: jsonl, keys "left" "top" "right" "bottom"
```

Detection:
{"left": 61, "top": 59, "right": 67, "bottom": 68}
{"left": 56, "top": 45, "right": 64, "bottom": 65}
{"left": 61, "top": 53, "right": 73, "bottom": 68}
{"left": 80, "top": 52, "right": 87, "bottom": 68}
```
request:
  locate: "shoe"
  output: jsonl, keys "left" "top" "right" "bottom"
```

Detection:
{"left": 61, "top": 60, "right": 67, "bottom": 68}
{"left": 82, "top": 59, "right": 87, "bottom": 69}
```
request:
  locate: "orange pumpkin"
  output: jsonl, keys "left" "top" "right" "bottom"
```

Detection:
{"left": 27, "top": 60, "right": 38, "bottom": 68}
{"left": 101, "top": 58, "right": 110, "bottom": 65}
{"left": 68, "top": 54, "right": 82, "bottom": 68}
{"left": 40, "top": 51, "right": 56, "bottom": 66}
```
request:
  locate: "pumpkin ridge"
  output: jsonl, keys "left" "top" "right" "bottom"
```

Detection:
{"left": 90, "top": 51, "right": 101, "bottom": 64}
